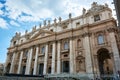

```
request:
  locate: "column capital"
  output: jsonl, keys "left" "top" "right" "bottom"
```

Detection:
{"left": 35, "top": 44, "right": 39, "bottom": 48}
{"left": 29, "top": 46, "right": 34, "bottom": 49}
{"left": 82, "top": 32, "right": 92, "bottom": 37}
{"left": 107, "top": 28, "right": 117, "bottom": 33}
{"left": 57, "top": 40, "right": 62, "bottom": 43}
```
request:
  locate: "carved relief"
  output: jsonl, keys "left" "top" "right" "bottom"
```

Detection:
{"left": 76, "top": 51, "right": 85, "bottom": 72}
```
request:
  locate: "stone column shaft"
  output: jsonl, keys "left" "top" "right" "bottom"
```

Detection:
{"left": 25, "top": 48, "right": 33, "bottom": 74}
{"left": 51, "top": 42, "right": 56, "bottom": 74}
{"left": 9, "top": 53, "right": 16, "bottom": 73}
{"left": 109, "top": 32, "right": 120, "bottom": 72}
{"left": 17, "top": 51, "right": 23, "bottom": 74}
{"left": 43, "top": 44, "right": 48, "bottom": 74}
{"left": 70, "top": 39, "right": 74, "bottom": 73}
{"left": 83, "top": 35, "right": 93, "bottom": 78}
{"left": 33, "top": 46, "right": 39, "bottom": 75}
{"left": 57, "top": 41, "right": 61, "bottom": 74}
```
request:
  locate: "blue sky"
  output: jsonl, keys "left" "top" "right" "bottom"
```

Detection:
{"left": 0, "top": 0, "right": 114, "bottom": 63}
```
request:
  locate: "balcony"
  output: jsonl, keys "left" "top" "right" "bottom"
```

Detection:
{"left": 61, "top": 49, "right": 69, "bottom": 53}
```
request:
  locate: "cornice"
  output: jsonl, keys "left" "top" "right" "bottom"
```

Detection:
{"left": 7, "top": 18, "right": 117, "bottom": 53}
{"left": 107, "top": 27, "right": 118, "bottom": 33}
{"left": 82, "top": 32, "right": 92, "bottom": 37}
{"left": 89, "top": 18, "right": 116, "bottom": 28}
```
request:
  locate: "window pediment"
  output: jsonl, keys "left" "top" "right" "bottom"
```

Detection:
{"left": 30, "top": 29, "right": 54, "bottom": 40}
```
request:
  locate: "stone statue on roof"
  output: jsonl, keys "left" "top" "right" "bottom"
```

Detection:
{"left": 82, "top": 8, "right": 86, "bottom": 14}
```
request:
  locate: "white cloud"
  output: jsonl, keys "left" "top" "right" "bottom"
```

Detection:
{"left": 0, "top": 3, "right": 4, "bottom": 15}
{"left": 0, "top": 18, "right": 8, "bottom": 29}
{"left": 5, "top": 0, "right": 54, "bottom": 22}
{"left": 10, "top": 21, "right": 20, "bottom": 27}
{"left": 3, "top": 0, "right": 114, "bottom": 27}
{"left": 17, "top": 8, "right": 54, "bottom": 22}
{"left": 0, "top": 3, "right": 4, "bottom": 8}
{"left": 63, "top": 0, "right": 89, "bottom": 17}
{"left": 15, "top": 28, "right": 26, "bottom": 35}
{"left": 0, "top": 10, "right": 3, "bottom": 15}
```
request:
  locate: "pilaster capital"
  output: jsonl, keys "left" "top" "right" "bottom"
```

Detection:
{"left": 82, "top": 32, "right": 92, "bottom": 37}
{"left": 34, "top": 44, "right": 39, "bottom": 48}
{"left": 57, "top": 39, "right": 62, "bottom": 43}
{"left": 107, "top": 28, "right": 117, "bottom": 33}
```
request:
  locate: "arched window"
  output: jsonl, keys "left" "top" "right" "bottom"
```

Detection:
{"left": 13, "top": 41, "right": 16, "bottom": 46}
{"left": 77, "top": 39, "right": 81, "bottom": 47}
{"left": 41, "top": 46, "right": 45, "bottom": 54}
{"left": 64, "top": 42, "right": 69, "bottom": 50}
{"left": 98, "top": 35, "right": 104, "bottom": 44}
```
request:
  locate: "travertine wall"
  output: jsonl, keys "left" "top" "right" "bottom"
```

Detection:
{"left": 5, "top": 2, "right": 120, "bottom": 79}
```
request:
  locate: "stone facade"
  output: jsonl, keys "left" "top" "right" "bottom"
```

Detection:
{"left": 0, "top": 63, "right": 4, "bottom": 76}
{"left": 5, "top": 2, "right": 120, "bottom": 79}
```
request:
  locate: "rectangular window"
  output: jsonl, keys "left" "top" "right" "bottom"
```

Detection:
{"left": 39, "top": 63, "right": 44, "bottom": 75}
{"left": 64, "top": 42, "right": 69, "bottom": 50}
{"left": 94, "top": 15, "right": 100, "bottom": 22}
{"left": 41, "top": 46, "right": 45, "bottom": 54}
{"left": 24, "top": 50, "right": 28, "bottom": 58}
{"left": 62, "top": 61, "right": 69, "bottom": 73}
{"left": 50, "top": 29, "right": 53, "bottom": 32}
{"left": 49, "top": 44, "right": 52, "bottom": 53}
{"left": 13, "top": 41, "right": 16, "bottom": 46}
{"left": 63, "top": 26, "right": 67, "bottom": 29}
{"left": 98, "top": 35, "right": 104, "bottom": 45}
{"left": 76, "top": 22, "right": 80, "bottom": 27}
{"left": 22, "top": 66, "right": 26, "bottom": 74}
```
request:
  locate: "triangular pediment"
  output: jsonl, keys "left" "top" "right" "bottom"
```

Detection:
{"left": 30, "top": 29, "right": 54, "bottom": 40}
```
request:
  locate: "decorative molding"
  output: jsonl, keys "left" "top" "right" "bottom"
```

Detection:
{"left": 82, "top": 32, "right": 92, "bottom": 37}
{"left": 107, "top": 28, "right": 117, "bottom": 33}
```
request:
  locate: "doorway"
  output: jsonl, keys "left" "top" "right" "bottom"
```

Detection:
{"left": 97, "top": 48, "right": 113, "bottom": 75}
{"left": 62, "top": 61, "right": 69, "bottom": 73}
{"left": 39, "top": 63, "right": 44, "bottom": 75}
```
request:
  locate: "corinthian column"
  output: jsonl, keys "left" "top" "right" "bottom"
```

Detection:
{"left": 17, "top": 51, "right": 23, "bottom": 74}
{"left": 57, "top": 41, "right": 61, "bottom": 74}
{"left": 25, "top": 48, "right": 33, "bottom": 74}
{"left": 82, "top": 32, "right": 93, "bottom": 78}
{"left": 33, "top": 46, "right": 39, "bottom": 75}
{"left": 108, "top": 30, "right": 120, "bottom": 72}
{"left": 43, "top": 44, "right": 48, "bottom": 74}
{"left": 51, "top": 42, "right": 56, "bottom": 74}
{"left": 70, "top": 38, "right": 74, "bottom": 73}
{"left": 9, "top": 52, "right": 16, "bottom": 73}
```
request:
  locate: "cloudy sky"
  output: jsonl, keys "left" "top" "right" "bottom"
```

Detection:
{"left": 0, "top": 0, "right": 115, "bottom": 63}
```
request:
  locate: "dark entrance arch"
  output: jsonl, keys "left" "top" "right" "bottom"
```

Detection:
{"left": 97, "top": 48, "right": 113, "bottom": 75}
{"left": 22, "top": 66, "right": 26, "bottom": 74}
{"left": 6, "top": 63, "right": 11, "bottom": 73}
